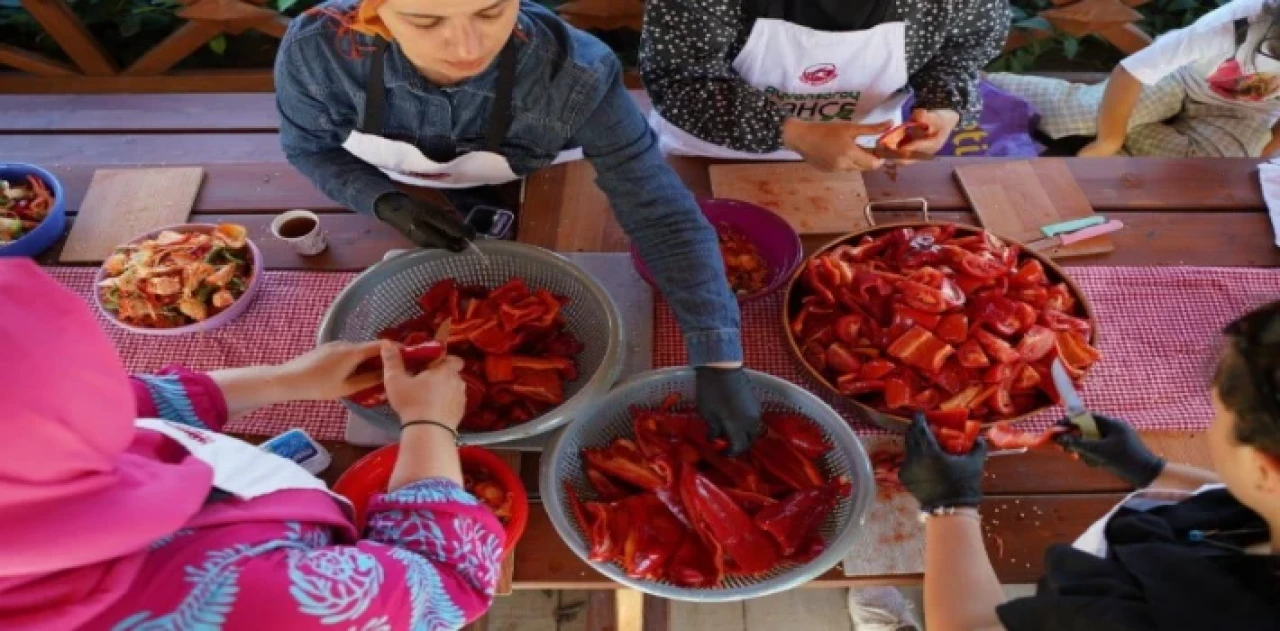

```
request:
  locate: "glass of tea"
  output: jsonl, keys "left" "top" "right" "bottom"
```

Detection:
{"left": 271, "top": 209, "right": 327, "bottom": 256}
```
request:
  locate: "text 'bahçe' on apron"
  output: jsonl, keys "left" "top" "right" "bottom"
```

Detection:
{"left": 342, "top": 38, "right": 583, "bottom": 189}
{"left": 649, "top": 0, "right": 910, "bottom": 160}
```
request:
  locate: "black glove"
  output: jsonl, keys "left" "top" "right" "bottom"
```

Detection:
{"left": 1054, "top": 414, "right": 1165, "bottom": 488}
{"left": 374, "top": 192, "right": 476, "bottom": 253}
{"left": 899, "top": 413, "right": 986, "bottom": 511}
{"left": 694, "top": 366, "right": 763, "bottom": 456}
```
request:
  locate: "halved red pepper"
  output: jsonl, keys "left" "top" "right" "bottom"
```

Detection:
{"left": 934, "top": 313, "right": 969, "bottom": 345}
{"left": 679, "top": 468, "right": 780, "bottom": 575}
{"left": 583, "top": 439, "right": 664, "bottom": 491}
{"left": 529, "top": 289, "right": 562, "bottom": 329}
{"left": 498, "top": 297, "right": 546, "bottom": 331}
{"left": 836, "top": 375, "right": 884, "bottom": 395}
{"left": 484, "top": 354, "right": 515, "bottom": 383}
{"left": 753, "top": 482, "right": 845, "bottom": 556}
{"left": 721, "top": 488, "right": 778, "bottom": 513}
{"left": 620, "top": 494, "right": 686, "bottom": 580}
{"left": 886, "top": 325, "right": 955, "bottom": 375}
{"left": 469, "top": 320, "right": 525, "bottom": 354}
{"left": 762, "top": 411, "right": 830, "bottom": 459}
{"left": 749, "top": 431, "right": 825, "bottom": 491}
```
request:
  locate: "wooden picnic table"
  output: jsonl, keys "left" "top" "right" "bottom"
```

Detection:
{"left": 5, "top": 92, "right": 1271, "bottom": 626}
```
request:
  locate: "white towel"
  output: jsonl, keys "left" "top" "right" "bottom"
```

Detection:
{"left": 1260, "top": 162, "right": 1280, "bottom": 247}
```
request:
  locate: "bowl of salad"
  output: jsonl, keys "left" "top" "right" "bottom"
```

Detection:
{"left": 0, "top": 163, "right": 66, "bottom": 258}
{"left": 94, "top": 223, "right": 262, "bottom": 335}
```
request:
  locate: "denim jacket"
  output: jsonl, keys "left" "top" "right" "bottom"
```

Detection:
{"left": 275, "top": 1, "right": 742, "bottom": 364}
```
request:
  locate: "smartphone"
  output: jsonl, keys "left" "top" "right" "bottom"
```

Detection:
{"left": 464, "top": 205, "right": 515, "bottom": 240}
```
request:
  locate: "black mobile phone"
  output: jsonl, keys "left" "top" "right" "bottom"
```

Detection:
{"left": 464, "top": 205, "right": 515, "bottom": 240}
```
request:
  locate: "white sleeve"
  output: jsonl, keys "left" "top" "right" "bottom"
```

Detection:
{"left": 1120, "top": 20, "right": 1237, "bottom": 85}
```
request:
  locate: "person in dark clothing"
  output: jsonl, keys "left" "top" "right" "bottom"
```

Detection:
{"left": 898, "top": 300, "right": 1280, "bottom": 631}
{"left": 638, "top": 0, "right": 1009, "bottom": 171}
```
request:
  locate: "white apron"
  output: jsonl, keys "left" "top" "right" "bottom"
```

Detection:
{"left": 137, "top": 418, "right": 348, "bottom": 504}
{"left": 342, "top": 39, "right": 583, "bottom": 190}
{"left": 649, "top": 12, "right": 910, "bottom": 160}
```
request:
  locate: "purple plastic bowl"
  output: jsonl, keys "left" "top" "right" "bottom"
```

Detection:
{"left": 93, "top": 223, "right": 263, "bottom": 336}
{"left": 631, "top": 198, "right": 803, "bottom": 304}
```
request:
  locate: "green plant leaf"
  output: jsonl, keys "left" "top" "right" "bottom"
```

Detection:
{"left": 208, "top": 34, "right": 227, "bottom": 54}
{"left": 1014, "top": 16, "right": 1052, "bottom": 31}
{"left": 1062, "top": 35, "right": 1080, "bottom": 59}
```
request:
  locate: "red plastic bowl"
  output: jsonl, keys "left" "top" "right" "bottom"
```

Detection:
{"left": 631, "top": 198, "right": 803, "bottom": 304}
{"left": 332, "top": 444, "right": 529, "bottom": 558}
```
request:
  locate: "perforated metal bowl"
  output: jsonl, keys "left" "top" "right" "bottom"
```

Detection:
{"left": 317, "top": 241, "right": 626, "bottom": 445}
{"left": 541, "top": 367, "right": 875, "bottom": 602}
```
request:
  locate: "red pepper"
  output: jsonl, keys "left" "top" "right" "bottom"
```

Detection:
{"left": 1013, "top": 363, "right": 1041, "bottom": 391}
{"left": 510, "top": 368, "right": 564, "bottom": 405}
{"left": 401, "top": 340, "right": 446, "bottom": 363}
{"left": 956, "top": 339, "right": 990, "bottom": 368}
{"left": 583, "top": 439, "right": 665, "bottom": 491}
{"left": 1040, "top": 310, "right": 1093, "bottom": 336}
{"left": 668, "top": 535, "right": 722, "bottom": 588}
{"left": 1056, "top": 330, "right": 1102, "bottom": 369}
{"left": 753, "top": 483, "right": 845, "bottom": 556}
{"left": 897, "top": 281, "right": 949, "bottom": 314}
{"left": 699, "top": 446, "right": 769, "bottom": 496}
{"left": 836, "top": 375, "right": 884, "bottom": 395}
{"left": 939, "top": 384, "right": 984, "bottom": 411}
{"left": 924, "top": 408, "right": 969, "bottom": 429}
{"left": 973, "top": 329, "right": 1020, "bottom": 365}
{"left": 932, "top": 420, "right": 982, "bottom": 455}
{"left": 790, "top": 297, "right": 836, "bottom": 339}
{"left": 1010, "top": 259, "right": 1047, "bottom": 287}
{"left": 853, "top": 268, "right": 899, "bottom": 304}
{"left": 721, "top": 488, "right": 779, "bottom": 513}
{"left": 857, "top": 358, "right": 897, "bottom": 381}
{"left": 469, "top": 320, "right": 526, "bottom": 354}
{"left": 986, "top": 422, "right": 1071, "bottom": 450}
{"left": 620, "top": 494, "right": 686, "bottom": 581}
{"left": 529, "top": 289, "right": 562, "bottom": 329}
{"left": 1045, "top": 283, "right": 1076, "bottom": 312}
{"left": 762, "top": 411, "right": 830, "bottom": 459}
{"left": 416, "top": 278, "right": 459, "bottom": 317}
{"left": 802, "top": 341, "right": 828, "bottom": 373}
{"left": 508, "top": 355, "right": 577, "bottom": 379}
{"left": 1013, "top": 301, "right": 1038, "bottom": 333}
{"left": 749, "top": 431, "right": 825, "bottom": 491}
{"left": 969, "top": 295, "right": 1023, "bottom": 337}
{"left": 1017, "top": 325, "right": 1056, "bottom": 363}
{"left": 982, "top": 381, "right": 1017, "bottom": 416}
{"left": 1011, "top": 286, "right": 1048, "bottom": 308}
{"left": 983, "top": 362, "right": 1018, "bottom": 384}
{"left": 947, "top": 247, "right": 1006, "bottom": 279}
{"left": 892, "top": 303, "right": 943, "bottom": 330}
{"left": 348, "top": 384, "right": 387, "bottom": 407}
{"left": 883, "top": 376, "right": 912, "bottom": 409}
{"left": 934, "top": 313, "right": 969, "bottom": 345}
{"left": 826, "top": 342, "right": 862, "bottom": 376}
{"left": 484, "top": 354, "right": 515, "bottom": 383}
{"left": 887, "top": 325, "right": 955, "bottom": 375}
{"left": 834, "top": 314, "right": 864, "bottom": 343}
{"left": 586, "top": 467, "right": 629, "bottom": 501}
{"left": 679, "top": 468, "right": 780, "bottom": 575}
{"left": 498, "top": 297, "right": 546, "bottom": 331}
{"left": 803, "top": 259, "right": 836, "bottom": 305}
{"left": 930, "top": 360, "right": 971, "bottom": 394}
{"left": 487, "top": 278, "right": 531, "bottom": 306}
{"left": 913, "top": 387, "right": 942, "bottom": 410}
{"left": 954, "top": 273, "right": 989, "bottom": 296}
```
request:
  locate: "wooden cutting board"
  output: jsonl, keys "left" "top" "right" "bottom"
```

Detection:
{"left": 954, "top": 159, "right": 1114, "bottom": 259}
{"left": 709, "top": 163, "right": 869, "bottom": 235}
{"left": 60, "top": 167, "right": 204, "bottom": 263}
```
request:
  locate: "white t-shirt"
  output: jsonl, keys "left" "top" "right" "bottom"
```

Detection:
{"left": 1121, "top": 0, "right": 1280, "bottom": 119}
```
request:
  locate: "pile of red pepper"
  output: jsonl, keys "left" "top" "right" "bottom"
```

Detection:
{"left": 350, "top": 277, "right": 585, "bottom": 432}
{"left": 465, "top": 468, "right": 513, "bottom": 523}
{"left": 567, "top": 395, "right": 850, "bottom": 587}
{"left": 790, "top": 226, "right": 1102, "bottom": 424}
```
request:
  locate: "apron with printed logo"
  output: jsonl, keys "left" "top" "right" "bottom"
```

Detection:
{"left": 137, "top": 418, "right": 349, "bottom": 505}
{"left": 342, "top": 39, "right": 583, "bottom": 190}
{"left": 649, "top": 0, "right": 909, "bottom": 160}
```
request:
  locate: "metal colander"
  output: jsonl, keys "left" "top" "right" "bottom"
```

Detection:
{"left": 317, "top": 241, "right": 626, "bottom": 445}
{"left": 540, "top": 367, "right": 875, "bottom": 602}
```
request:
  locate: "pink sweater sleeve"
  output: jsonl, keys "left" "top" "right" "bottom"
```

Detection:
{"left": 129, "top": 365, "right": 229, "bottom": 432}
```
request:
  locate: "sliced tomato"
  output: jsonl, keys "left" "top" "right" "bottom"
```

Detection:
{"left": 883, "top": 377, "right": 913, "bottom": 409}
{"left": 957, "top": 250, "right": 1006, "bottom": 280}
{"left": 934, "top": 313, "right": 969, "bottom": 345}
{"left": 826, "top": 342, "right": 862, "bottom": 376}
{"left": 939, "top": 276, "right": 967, "bottom": 309}
{"left": 1017, "top": 325, "right": 1057, "bottom": 362}
{"left": 956, "top": 339, "right": 990, "bottom": 368}
{"left": 1056, "top": 330, "right": 1102, "bottom": 369}
{"left": 1011, "top": 260, "right": 1048, "bottom": 287}
{"left": 1040, "top": 310, "right": 1093, "bottom": 336}
{"left": 898, "top": 281, "right": 949, "bottom": 314}
{"left": 1045, "top": 283, "right": 1076, "bottom": 312}
{"left": 969, "top": 295, "right": 1022, "bottom": 337}
{"left": 973, "top": 329, "right": 1020, "bottom": 365}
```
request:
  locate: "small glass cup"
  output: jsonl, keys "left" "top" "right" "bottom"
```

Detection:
{"left": 270, "top": 209, "right": 327, "bottom": 256}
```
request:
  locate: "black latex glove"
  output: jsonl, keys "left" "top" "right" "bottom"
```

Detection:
{"left": 374, "top": 192, "right": 476, "bottom": 253}
{"left": 694, "top": 366, "right": 763, "bottom": 456}
{"left": 1054, "top": 414, "right": 1166, "bottom": 488}
{"left": 899, "top": 413, "right": 986, "bottom": 511}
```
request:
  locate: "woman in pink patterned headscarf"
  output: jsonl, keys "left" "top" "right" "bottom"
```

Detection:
{"left": 0, "top": 259, "right": 503, "bottom": 631}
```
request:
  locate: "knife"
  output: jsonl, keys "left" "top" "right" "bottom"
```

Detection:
{"left": 1050, "top": 358, "right": 1100, "bottom": 440}
{"left": 871, "top": 147, "right": 936, "bottom": 162}
{"left": 1027, "top": 220, "right": 1125, "bottom": 252}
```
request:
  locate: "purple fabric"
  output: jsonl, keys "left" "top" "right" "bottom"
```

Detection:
{"left": 904, "top": 80, "right": 1045, "bottom": 157}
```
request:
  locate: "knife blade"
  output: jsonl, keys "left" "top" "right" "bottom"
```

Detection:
{"left": 1050, "top": 358, "right": 1100, "bottom": 440}
{"left": 871, "top": 147, "right": 936, "bottom": 162}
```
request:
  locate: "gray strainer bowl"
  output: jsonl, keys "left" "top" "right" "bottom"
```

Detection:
{"left": 540, "top": 367, "right": 875, "bottom": 602}
{"left": 317, "top": 241, "right": 625, "bottom": 446}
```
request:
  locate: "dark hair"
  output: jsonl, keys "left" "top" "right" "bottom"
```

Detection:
{"left": 1215, "top": 300, "right": 1280, "bottom": 457}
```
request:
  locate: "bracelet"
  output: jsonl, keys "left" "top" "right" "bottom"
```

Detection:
{"left": 401, "top": 420, "right": 459, "bottom": 445}
{"left": 918, "top": 506, "right": 981, "bottom": 523}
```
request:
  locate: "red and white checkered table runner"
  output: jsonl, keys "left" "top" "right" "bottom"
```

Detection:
{"left": 47, "top": 265, "right": 1280, "bottom": 440}
{"left": 656, "top": 266, "right": 1280, "bottom": 435}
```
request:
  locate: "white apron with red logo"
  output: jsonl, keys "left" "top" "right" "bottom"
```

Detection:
{"left": 342, "top": 38, "right": 583, "bottom": 190}
{"left": 137, "top": 418, "right": 349, "bottom": 505}
{"left": 649, "top": 19, "right": 910, "bottom": 160}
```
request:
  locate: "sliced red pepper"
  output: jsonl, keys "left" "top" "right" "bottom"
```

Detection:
{"left": 749, "top": 431, "right": 825, "bottom": 491}
{"left": 969, "top": 295, "right": 1022, "bottom": 337}
{"left": 668, "top": 534, "right": 722, "bottom": 588}
{"left": 802, "top": 341, "right": 828, "bottom": 373}
{"left": 721, "top": 488, "right": 780, "bottom": 513}
{"left": 469, "top": 320, "right": 525, "bottom": 355}
{"left": 509, "top": 355, "right": 577, "bottom": 379}
{"left": 954, "top": 273, "right": 989, "bottom": 296}
{"left": 983, "top": 381, "right": 1017, "bottom": 416}
{"left": 907, "top": 266, "right": 945, "bottom": 289}
{"left": 893, "top": 303, "right": 943, "bottom": 330}
{"left": 898, "top": 280, "right": 949, "bottom": 314}
{"left": 834, "top": 314, "right": 864, "bottom": 343}
{"left": 1009, "top": 363, "right": 1038, "bottom": 392}
{"left": 956, "top": 339, "right": 990, "bottom": 368}
{"left": 498, "top": 297, "right": 546, "bottom": 331}
{"left": 698, "top": 446, "right": 768, "bottom": 495}
{"left": 826, "top": 342, "right": 862, "bottom": 376}
{"left": 932, "top": 420, "right": 982, "bottom": 455}
{"left": 510, "top": 368, "right": 564, "bottom": 405}
{"left": 1011, "top": 259, "right": 1048, "bottom": 287}
{"left": 939, "top": 384, "right": 984, "bottom": 411}
{"left": 939, "top": 276, "right": 967, "bottom": 309}
{"left": 934, "top": 313, "right": 969, "bottom": 345}
{"left": 803, "top": 259, "right": 836, "bottom": 305}
{"left": 530, "top": 289, "right": 562, "bottom": 329}
{"left": 1017, "top": 325, "right": 1057, "bottom": 363}
{"left": 1045, "top": 283, "right": 1076, "bottom": 312}
{"left": 1040, "top": 310, "right": 1093, "bottom": 336}
{"left": 987, "top": 422, "right": 1071, "bottom": 450}
{"left": 1013, "top": 301, "right": 1038, "bottom": 333}
{"left": 753, "top": 483, "right": 844, "bottom": 556}
{"left": 947, "top": 247, "right": 1006, "bottom": 280}
{"left": 348, "top": 383, "right": 387, "bottom": 407}
{"left": 401, "top": 340, "right": 446, "bottom": 363}
{"left": 857, "top": 358, "right": 897, "bottom": 380}
{"left": 931, "top": 359, "right": 971, "bottom": 394}
{"left": 883, "top": 376, "right": 912, "bottom": 409}
{"left": 853, "top": 268, "right": 897, "bottom": 304}
{"left": 583, "top": 439, "right": 664, "bottom": 491}
{"left": 416, "top": 279, "right": 458, "bottom": 318}
{"left": 924, "top": 408, "right": 969, "bottom": 430}
{"left": 484, "top": 354, "right": 515, "bottom": 383}
{"left": 487, "top": 278, "right": 531, "bottom": 306}
{"left": 762, "top": 411, "right": 830, "bottom": 459}
{"left": 973, "top": 329, "right": 1020, "bottom": 365}
{"left": 585, "top": 466, "right": 629, "bottom": 500}
{"left": 913, "top": 387, "right": 942, "bottom": 410}
{"left": 1056, "top": 330, "right": 1102, "bottom": 369}
{"left": 679, "top": 468, "right": 780, "bottom": 575}
{"left": 887, "top": 325, "right": 955, "bottom": 375}
{"left": 1011, "top": 286, "right": 1048, "bottom": 308}
{"left": 836, "top": 375, "right": 884, "bottom": 395}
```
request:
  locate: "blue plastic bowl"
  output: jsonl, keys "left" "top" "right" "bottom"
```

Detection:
{"left": 0, "top": 163, "right": 67, "bottom": 258}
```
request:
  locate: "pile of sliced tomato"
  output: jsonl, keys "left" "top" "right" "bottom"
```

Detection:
{"left": 790, "top": 226, "right": 1102, "bottom": 424}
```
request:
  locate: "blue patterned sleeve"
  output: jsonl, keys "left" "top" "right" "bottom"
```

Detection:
{"left": 360, "top": 478, "right": 506, "bottom": 626}
{"left": 129, "top": 366, "right": 229, "bottom": 431}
